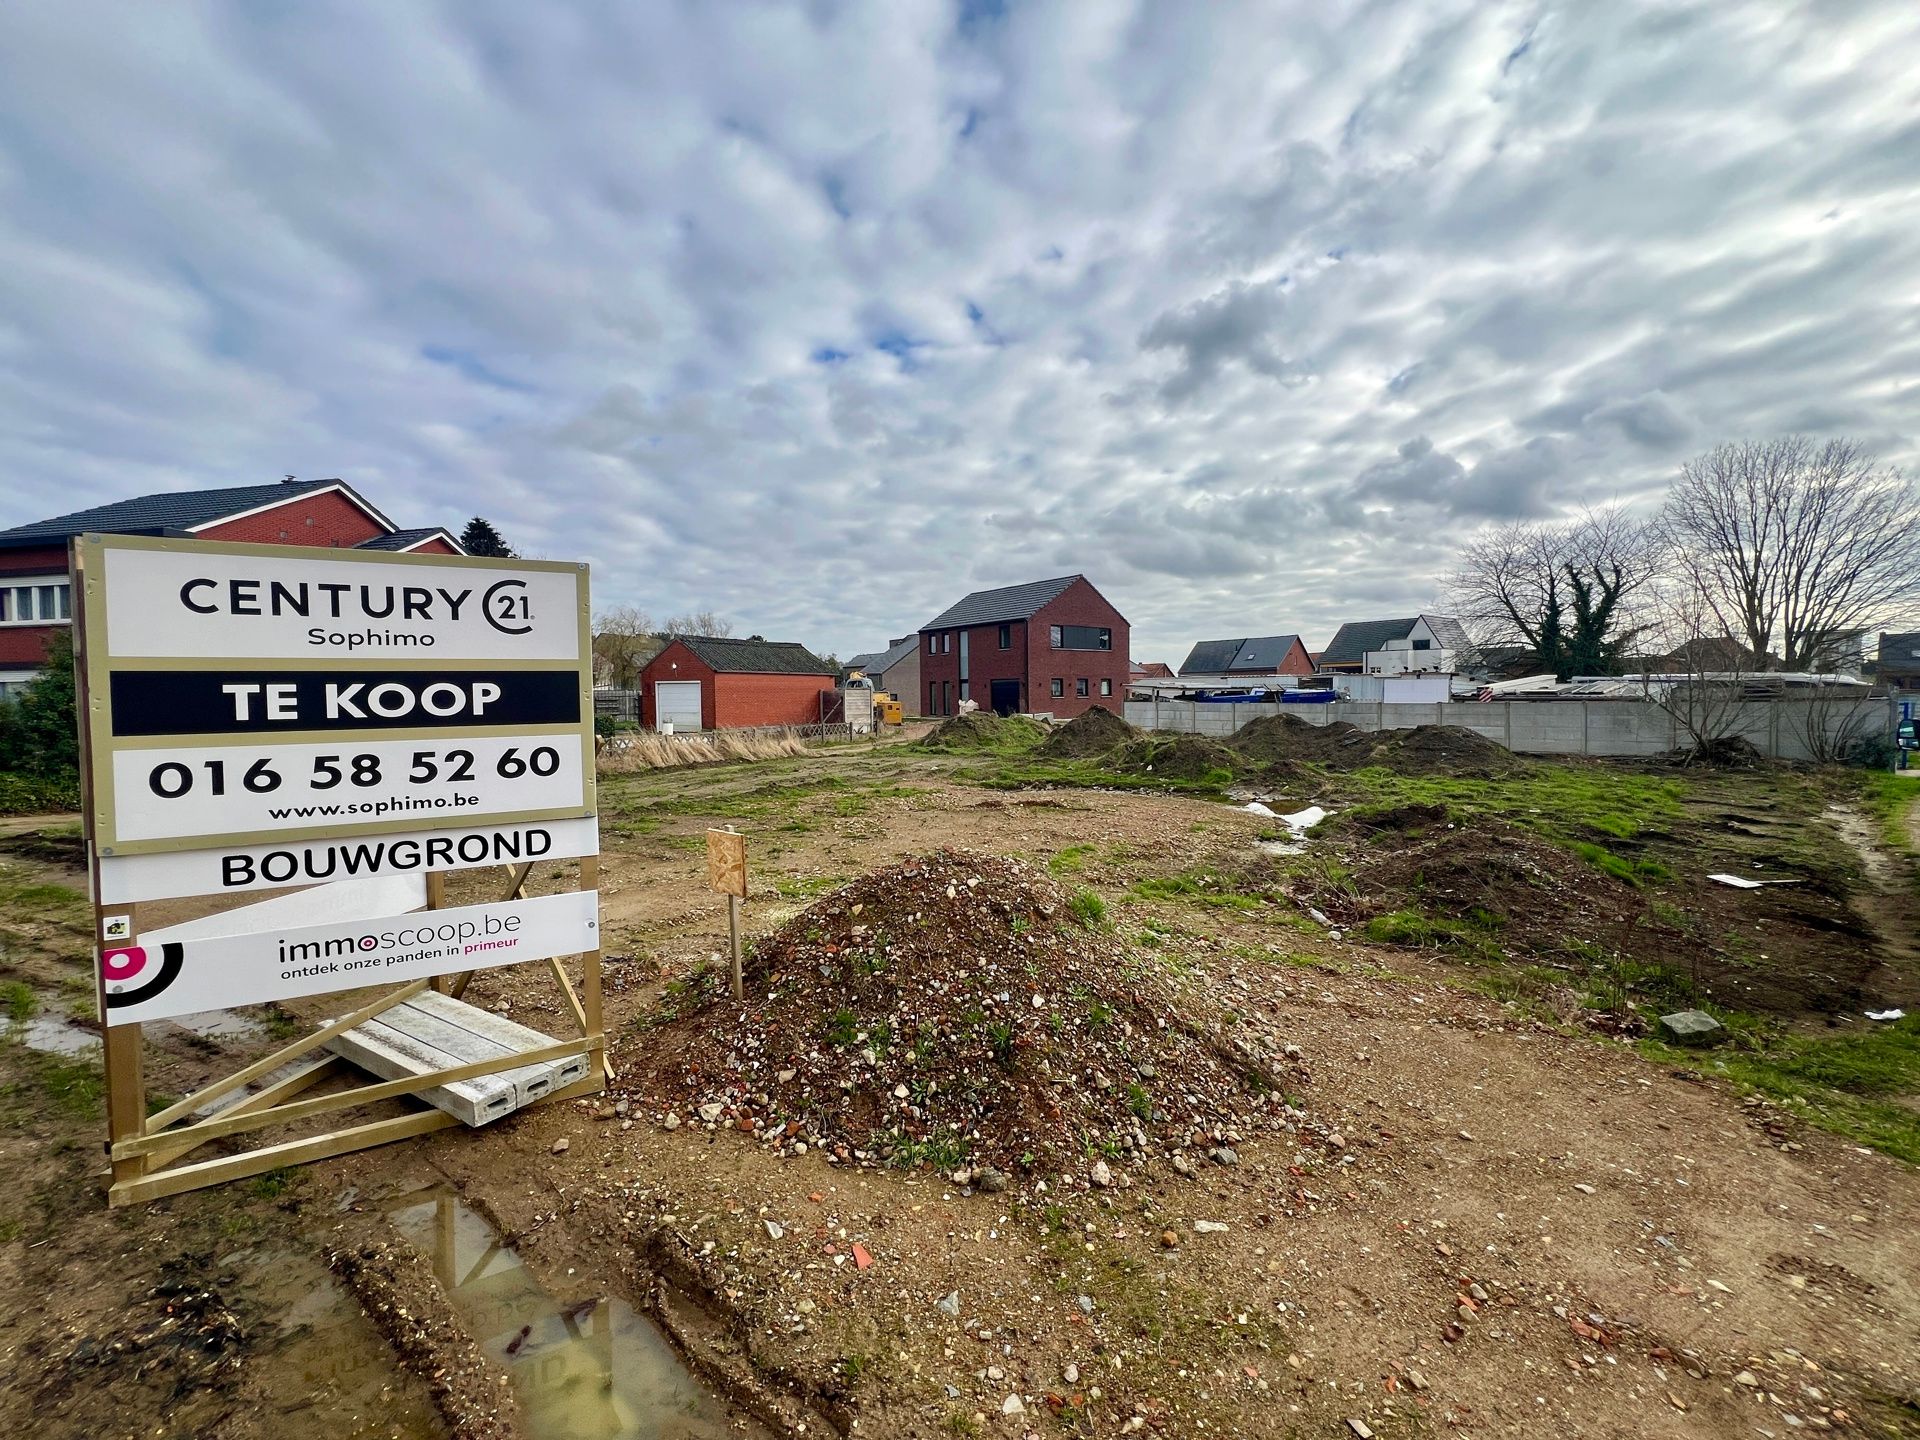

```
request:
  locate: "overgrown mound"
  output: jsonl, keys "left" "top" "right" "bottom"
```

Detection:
{"left": 1037, "top": 704, "right": 1140, "bottom": 758}
{"left": 919, "top": 710, "right": 1047, "bottom": 752}
{"left": 623, "top": 850, "right": 1299, "bottom": 1179}
{"left": 1310, "top": 813, "right": 1644, "bottom": 962}
{"left": 1362, "top": 725, "right": 1524, "bottom": 776}
{"left": 1674, "top": 735, "right": 1768, "bottom": 769}
{"left": 1111, "top": 734, "right": 1243, "bottom": 784}
{"left": 1227, "top": 714, "right": 1371, "bottom": 766}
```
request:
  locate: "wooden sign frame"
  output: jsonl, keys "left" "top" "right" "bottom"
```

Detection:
{"left": 72, "top": 538, "right": 606, "bottom": 1207}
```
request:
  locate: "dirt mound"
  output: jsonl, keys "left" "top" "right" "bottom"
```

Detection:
{"left": 1227, "top": 715, "right": 1521, "bottom": 775}
{"left": 1363, "top": 725, "right": 1523, "bottom": 776}
{"left": 1308, "top": 813, "right": 1649, "bottom": 967}
{"left": 1111, "top": 734, "right": 1243, "bottom": 784}
{"left": 622, "top": 850, "right": 1299, "bottom": 1180}
{"left": 1037, "top": 704, "right": 1139, "bottom": 758}
{"left": 919, "top": 710, "right": 1046, "bottom": 752}
{"left": 1337, "top": 802, "right": 1453, "bottom": 835}
{"left": 1227, "top": 714, "right": 1371, "bottom": 766}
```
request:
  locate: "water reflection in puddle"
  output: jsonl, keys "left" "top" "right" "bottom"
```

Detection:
{"left": 388, "top": 1189, "right": 758, "bottom": 1440}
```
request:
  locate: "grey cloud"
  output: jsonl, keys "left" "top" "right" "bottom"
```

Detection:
{"left": 0, "top": 1, "right": 1917, "bottom": 667}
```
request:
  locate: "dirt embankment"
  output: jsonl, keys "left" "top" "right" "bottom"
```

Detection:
{"left": 1226, "top": 714, "right": 1523, "bottom": 775}
{"left": 1037, "top": 704, "right": 1139, "bottom": 758}
{"left": 622, "top": 848, "right": 1303, "bottom": 1181}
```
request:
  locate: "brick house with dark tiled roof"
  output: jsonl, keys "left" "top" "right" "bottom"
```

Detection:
{"left": 0, "top": 478, "right": 464, "bottom": 693}
{"left": 918, "top": 575, "right": 1129, "bottom": 719}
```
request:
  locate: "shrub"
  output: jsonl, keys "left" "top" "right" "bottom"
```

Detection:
{"left": 0, "top": 630, "right": 79, "bottom": 781}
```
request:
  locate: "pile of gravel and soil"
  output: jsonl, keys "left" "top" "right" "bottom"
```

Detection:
{"left": 621, "top": 849, "right": 1302, "bottom": 1185}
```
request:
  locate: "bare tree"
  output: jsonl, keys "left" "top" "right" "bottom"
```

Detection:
{"left": 663, "top": 611, "right": 734, "bottom": 638}
{"left": 593, "top": 604, "right": 660, "bottom": 689}
{"left": 1638, "top": 570, "right": 1760, "bottom": 761}
{"left": 1448, "top": 508, "right": 1659, "bottom": 679}
{"left": 1660, "top": 436, "right": 1920, "bottom": 671}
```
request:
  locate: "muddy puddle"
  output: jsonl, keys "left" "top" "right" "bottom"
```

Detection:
{"left": 388, "top": 1188, "right": 758, "bottom": 1440}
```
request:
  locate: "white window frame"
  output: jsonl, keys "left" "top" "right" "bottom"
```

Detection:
{"left": 0, "top": 576, "right": 73, "bottom": 626}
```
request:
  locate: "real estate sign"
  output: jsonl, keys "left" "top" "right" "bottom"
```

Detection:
{"left": 99, "top": 889, "right": 600, "bottom": 1026}
{"left": 77, "top": 535, "right": 596, "bottom": 858}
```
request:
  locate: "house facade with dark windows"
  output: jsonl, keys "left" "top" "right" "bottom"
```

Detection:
{"left": 0, "top": 478, "right": 465, "bottom": 695}
{"left": 918, "top": 575, "right": 1129, "bottom": 719}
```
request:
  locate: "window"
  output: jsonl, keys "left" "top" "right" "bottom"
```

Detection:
{"left": 1050, "top": 678, "right": 1064, "bottom": 699}
{"left": 1052, "top": 624, "right": 1111, "bottom": 651}
{"left": 0, "top": 579, "right": 72, "bottom": 625}
{"left": 1412, "top": 637, "right": 1432, "bottom": 651}
{"left": 998, "top": 623, "right": 1011, "bottom": 649}
{"left": 930, "top": 681, "right": 938, "bottom": 714}
{"left": 1076, "top": 678, "right": 1090, "bottom": 697}
{"left": 1100, "top": 678, "right": 1112, "bottom": 697}
{"left": 959, "top": 680, "right": 969, "bottom": 702}
{"left": 928, "top": 635, "right": 936, "bottom": 655}
{"left": 941, "top": 634, "right": 951, "bottom": 654}
{"left": 943, "top": 680, "right": 952, "bottom": 713}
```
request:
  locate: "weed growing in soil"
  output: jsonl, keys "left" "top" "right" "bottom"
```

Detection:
{"left": 1, "top": 980, "right": 36, "bottom": 1024}
{"left": 1571, "top": 841, "right": 1673, "bottom": 885}
{"left": 1067, "top": 889, "right": 1107, "bottom": 927}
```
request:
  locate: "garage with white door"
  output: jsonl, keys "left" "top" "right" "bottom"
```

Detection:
{"left": 652, "top": 679, "right": 703, "bottom": 732}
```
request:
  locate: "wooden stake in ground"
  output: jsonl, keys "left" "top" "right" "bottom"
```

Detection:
{"left": 707, "top": 825, "right": 748, "bottom": 1000}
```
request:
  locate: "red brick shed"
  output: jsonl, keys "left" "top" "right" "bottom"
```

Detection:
{"left": 640, "top": 635, "right": 838, "bottom": 732}
{"left": 918, "top": 575, "right": 1129, "bottom": 719}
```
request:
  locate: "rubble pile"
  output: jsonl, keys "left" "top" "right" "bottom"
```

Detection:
{"left": 623, "top": 849, "right": 1304, "bottom": 1184}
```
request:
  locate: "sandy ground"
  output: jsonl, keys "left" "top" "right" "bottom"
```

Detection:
{"left": 4, "top": 739, "right": 1918, "bottom": 1438}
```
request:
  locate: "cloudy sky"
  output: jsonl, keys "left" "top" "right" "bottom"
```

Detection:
{"left": 2, "top": 2, "right": 1916, "bottom": 663}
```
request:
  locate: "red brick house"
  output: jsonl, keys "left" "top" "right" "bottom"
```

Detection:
{"left": 918, "top": 575, "right": 1129, "bottom": 719}
{"left": 640, "top": 635, "right": 837, "bottom": 732}
{"left": 0, "top": 478, "right": 463, "bottom": 695}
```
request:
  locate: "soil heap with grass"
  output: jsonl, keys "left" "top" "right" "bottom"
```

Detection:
{"left": 1036, "top": 704, "right": 1140, "bottom": 758}
{"left": 1227, "top": 715, "right": 1521, "bottom": 776}
{"left": 622, "top": 849, "right": 1303, "bottom": 1183}
{"left": 1110, "top": 734, "right": 1245, "bottom": 785}
{"left": 919, "top": 711, "right": 1048, "bottom": 752}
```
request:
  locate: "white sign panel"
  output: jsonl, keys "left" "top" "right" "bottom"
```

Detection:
{"left": 99, "top": 890, "right": 599, "bottom": 1026}
{"left": 106, "top": 733, "right": 586, "bottom": 847}
{"left": 97, "top": 817, "right": 600, "bottom": 903}
{"left": 99, "top": 544, "right": 584, "bottom": 661}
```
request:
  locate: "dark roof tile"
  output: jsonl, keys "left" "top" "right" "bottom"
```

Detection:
{"left": 673, "top": 635, "right": 835, "bottom": 675}
{"left": 921, "top": 575, "right": 1082, "bottom": 630}
{"left": 0, "top": 479, "right": 363, "bottom": 549}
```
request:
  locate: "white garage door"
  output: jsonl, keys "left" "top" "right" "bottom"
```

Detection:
{"left": 653, "top": 680, "right": 703, "bottom": 733}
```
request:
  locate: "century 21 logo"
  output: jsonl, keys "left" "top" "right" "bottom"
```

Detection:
{"left": 483, "top": 580, "right": 532, "bottom": 636}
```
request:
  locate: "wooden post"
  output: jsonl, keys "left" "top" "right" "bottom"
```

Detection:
{"left": 728, "top": 893, "right": 743, "bottom": 1002}
{"left": 579, "top": 853, "right": 606, "bottom": 1080}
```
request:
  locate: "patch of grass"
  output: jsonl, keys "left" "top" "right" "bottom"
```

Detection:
{"left": 0, "top": 981, "right": 36, "bottom": 1025}
{"left": 1646, "top": 1016, "right": 1920, "bottom": 1164}
{"left": 1362, "top": 907, "right": 1504, "bottom": 963}
{"left": 879, "top": 1127, "right": 970, "bottom": 1171}
{"left": 823, "top": 1007, "right": 860, "bottom": 1048}
{"left": 1125, "top": 1081, "right": 1152, "bottom": 1121}
{"left": 1129, "top": 872, "right": 1262, "bottom": 911}
{"left": 1067, "top": 889, "right": 1108, "bottom": 928}
{"left": 1857, "top": 771, "right": 1919, "bottom": 854}
{"left": 1341, "top": 764, "right": 1686, "bottom": 846}
{"left": 1570, "top": 841, "right": 1673, "bottom": 886}
{"left": 945, "top": 1411, "right": 982, "bottom": 1437}
{"left": 30, "top": 1053, "right": 104, "bottom": 1121}
{"left": 247, "top": 1166, "right": 299, "bottom": 1200}
{"left": 1049, "top": 843, "right": 1096, "bottom": 876}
